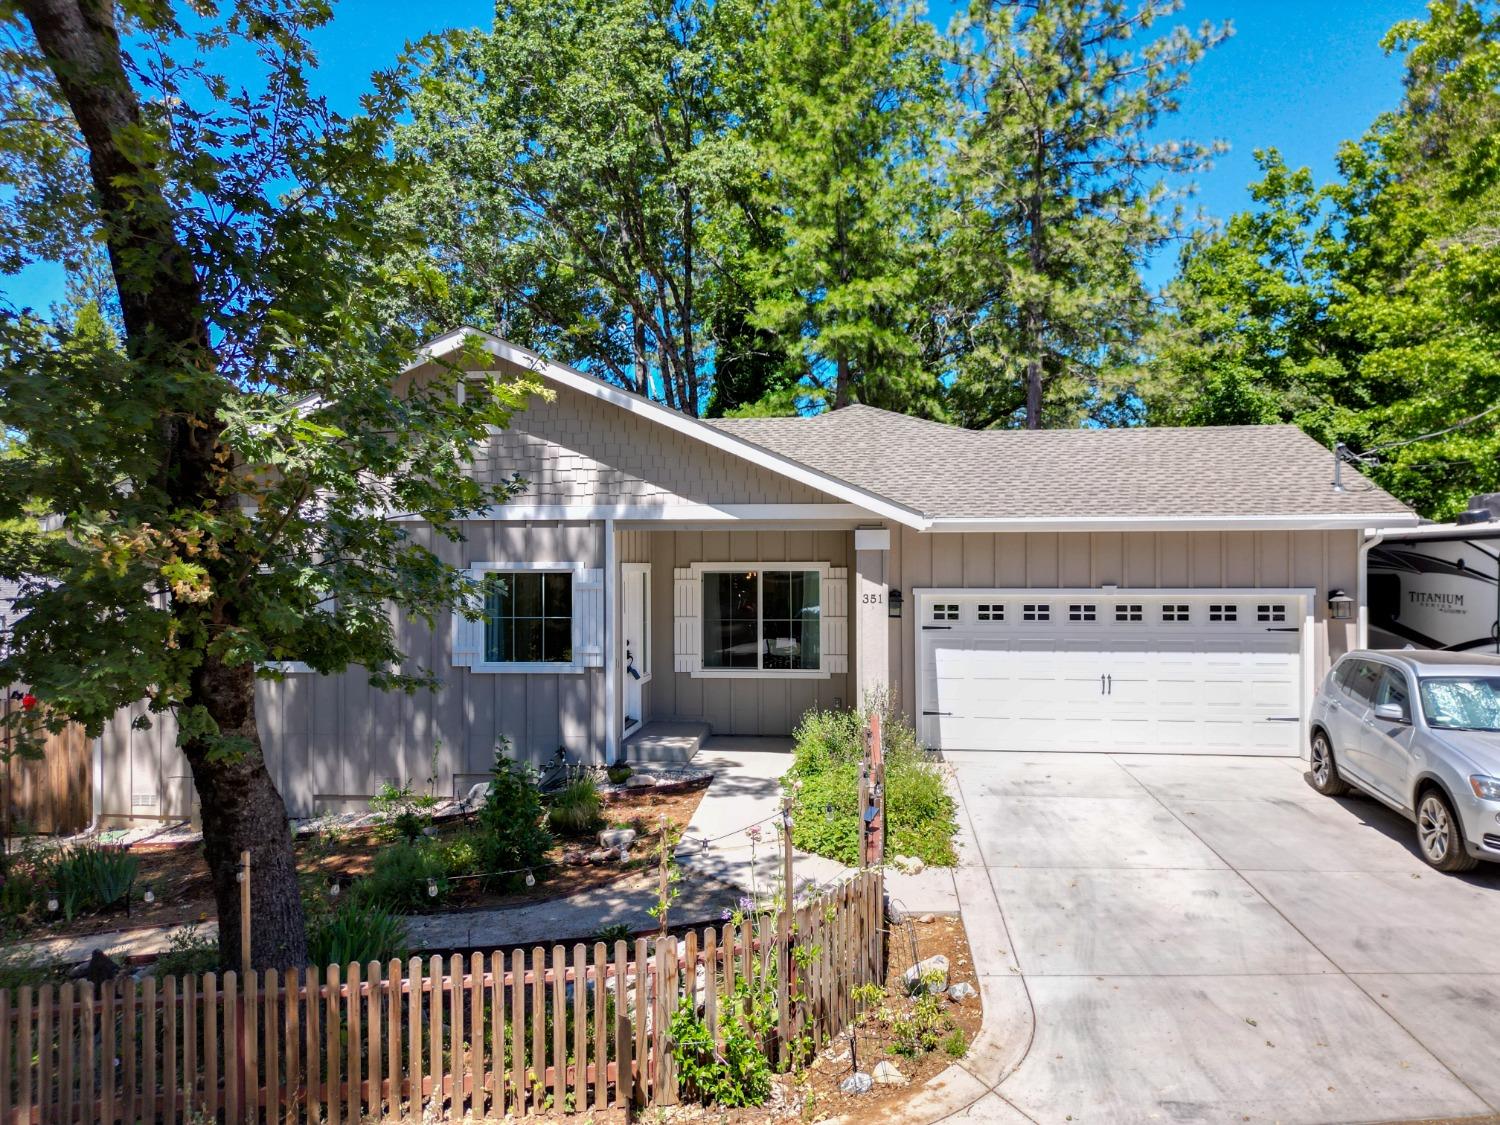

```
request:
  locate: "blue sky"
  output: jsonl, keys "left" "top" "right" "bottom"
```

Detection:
{"left": 4, "top": 0, "right": 1422, "bottom": 309}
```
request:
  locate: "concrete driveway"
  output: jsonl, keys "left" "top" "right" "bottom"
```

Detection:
{"left": 946, "top": 750, "right": 1500, "bottom": 1125}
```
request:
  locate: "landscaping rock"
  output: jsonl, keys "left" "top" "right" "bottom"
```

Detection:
{"left": 902, "top": 954, "right": 950, "bottom": 994}
{"left": 948, "top": 981, "right": 978, "bottom": 1003}
{"left": 891, "top": 854, "right": 925, "bottom": 875}
{"left": 586, "top": 849, "right": 615, "bottom": 864}
{"left": 624, "top": 774, "right": 657, "bottom": 789}
{"left": 839, "top": 1072, "right": 873, "bottom": 1095}
{"left": 872, "top": 1060, "right": 907, "bottom": 1087}
{"left": 463, "top": 781, "right": 491, "bottom": 806}
{"left": 599, "top": 826, "right": 637, "bottom": 849}
{"left": 918, "top": 913, "right": 936, "bottom": 924}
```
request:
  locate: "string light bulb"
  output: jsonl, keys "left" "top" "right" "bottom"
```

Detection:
{"left": 525, "top": 870, "right": 536, "bottom": 887}
{"left": 427, "top": 878, "right": 438, "bottom": 898}
{"left": 143, "top": 888, "right": 155, "bottom": 904}
{"left": 329, "top": 881, "right": 341, "bottom": 898}
{"left": 46, "top": 895, "right": 58, "bottom": 913}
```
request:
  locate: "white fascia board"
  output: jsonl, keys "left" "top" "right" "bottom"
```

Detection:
{"left": 923, "top": 513, "right": 1422, "bottom": 533}
{"left": 416, "top": 328, "right": 928, "bottom": 529}
{"left": 1370, "top": 520, "right": 1500, "bottom": 541}
{"left": 386, "top": 503, "right": 879, "bottom": 523}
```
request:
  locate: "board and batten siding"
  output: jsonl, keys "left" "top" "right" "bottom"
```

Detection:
{"left": 98, "top": 520, "right": 610, "bottom": 824}
{"left": 885, "top": 528, "right": 1360, "bottom": 722}
{"left": 646, "top": 529, "right": 854, "bottom": 737}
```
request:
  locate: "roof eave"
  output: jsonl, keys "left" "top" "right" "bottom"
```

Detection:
{"left": 924, "top": 513, "right": 1422, "bottom": 533}
{"left": 417, "top": 328, "right": 930, "bottom": 530}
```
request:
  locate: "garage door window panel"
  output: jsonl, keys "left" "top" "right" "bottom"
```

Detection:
{"left": 1023, "top": 604, "right": 1051, "bottom": 622}
{"left": 1162, "top": 604, "right": 1190, "bottom": 622}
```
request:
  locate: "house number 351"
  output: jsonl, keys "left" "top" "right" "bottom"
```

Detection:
{"left": 861, "top": 592, "right": 884, "bottom": 604}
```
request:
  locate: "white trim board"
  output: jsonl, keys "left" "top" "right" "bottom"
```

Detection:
{"left": 923, "top": 514, "right": 1419, "bottom": 533}
{"left": 390, "top": 503, "right": 880, "bottom": 524}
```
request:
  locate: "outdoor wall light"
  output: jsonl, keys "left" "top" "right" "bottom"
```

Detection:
{"left": 888, "top": 588, "right": 903, "bottom": 618}
{"left": 1327, "top": 589, "right": 1355, "bottom": 620}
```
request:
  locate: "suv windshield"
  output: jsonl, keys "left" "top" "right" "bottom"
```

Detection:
{"left": 1418, "top": 676, "right": 1500, "bottom": 731}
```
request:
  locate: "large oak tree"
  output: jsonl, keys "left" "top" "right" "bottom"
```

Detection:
{"left": 0, "top": 0, "right": 534, "bottom": 968}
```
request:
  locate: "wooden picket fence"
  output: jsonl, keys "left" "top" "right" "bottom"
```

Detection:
{"left": 0, "top": 869, "right": 882, "bottom": 1123}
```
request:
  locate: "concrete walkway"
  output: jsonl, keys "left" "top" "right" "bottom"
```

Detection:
{"left": 676, "top": 736, "right": 961, "bottom": 915}
{"left": 900, "top": 750, "right": 1500, "bottom": 1125}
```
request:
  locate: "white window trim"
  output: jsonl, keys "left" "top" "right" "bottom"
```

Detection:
{"left": 689, "top": 561, "right": 833, "bottom": 680}
{"left": 464, "top": 562, "right": 598, "bottom": 675}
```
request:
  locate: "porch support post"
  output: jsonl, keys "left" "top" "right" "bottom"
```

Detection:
{"left": 853, "top": 527, "right": 892, "bottom": 709}
{"left": 604, "top": 518, "right": 619, "bottom": 764}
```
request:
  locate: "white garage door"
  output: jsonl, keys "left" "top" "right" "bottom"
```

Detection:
{"left": 917, "top": 592, "right": 1306, "bottom": 755}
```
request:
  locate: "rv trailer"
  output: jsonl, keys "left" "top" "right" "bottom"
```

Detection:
{"left": 1368, "top": 494, "right": 1500, "bottom": 654}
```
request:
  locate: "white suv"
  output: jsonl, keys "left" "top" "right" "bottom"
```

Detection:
{"left": 1308, "top": 650, "right": 1500, "bottom": 872}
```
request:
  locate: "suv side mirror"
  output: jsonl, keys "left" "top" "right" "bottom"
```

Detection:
{"left": 1373, "top": 702, "right": 1409, "bottom": 724}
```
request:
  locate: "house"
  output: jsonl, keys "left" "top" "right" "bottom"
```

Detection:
{"left": 97, "top": 328, "right": 1418, "bottom": 823}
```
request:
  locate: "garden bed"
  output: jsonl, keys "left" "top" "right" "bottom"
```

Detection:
{"left": 4, "top": 781, "right": 708, "bottom": 947}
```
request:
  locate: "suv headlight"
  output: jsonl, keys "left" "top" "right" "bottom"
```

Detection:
{"left": 1469, "top": 775, "right": 1500, "bottom": 800}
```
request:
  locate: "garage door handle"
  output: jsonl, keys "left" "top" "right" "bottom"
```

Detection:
{"left": 1266, "top": 716, "right": 1300, "bottom": 722}
{"left": 922, "top": 710, "right": 952, "bottom": 716}
{"left": 1100, "top": 674, "right": 1106, "bottom": 694}
{"left": 1266, "top": 627, "right": 1300, "bottom": 632}
{"left": 922, "top": 625, "right": 952, "bottom": 631}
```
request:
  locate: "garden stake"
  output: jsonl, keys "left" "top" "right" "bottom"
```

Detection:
{"left": 239, "top": 849, "right": 252, "bottom": 970}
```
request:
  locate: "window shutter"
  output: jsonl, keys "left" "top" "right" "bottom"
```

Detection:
{"left": 824, "top": 566, "right": 848, "bottom": 674}
{"left": 451, "top": 569, "right": 485, "bottom": 668}
{"left": 674, "top": 567, "right": 698, "bottom": 672}
{"left": 575, "top": 568, "right": 605, "bottom": 667}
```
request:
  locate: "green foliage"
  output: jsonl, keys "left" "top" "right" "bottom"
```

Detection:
{"left": 545, "top": 770, "right": 604, "bottom": 837}
{"left": 944, "top": 0, "right": 1228, "bottom": 428}
{"left": 42, "top": 843, "right": 138, "bottom": 920}
{"left": 308, "top": 897, "right": 409, "bottom": 968}
{"left": 478, "top": 743, "right": 553, "bottom": 887}
{"left": 370, "top": 779, "right": 440, "bottom": 844}
{"left": 0, "top": 948, "right": 66, "bottom": 990}
{"left": 432, "top": 829, "right": 488, "bottom": 879}
{"left": 594, "top": 923, "right": 633, "bottom": 945}
{"left": 669, "top": 987, "right": 775, "bottom": 1107}
{"left": 941, "top": 1027, "right": 969, "bottom": 1059}
{"left": 1149, "top": 1, "right": 1500, "bottom": 518}
{"left": 785, "top": 701, "right": 957, "bottom": 867}
{"left": 154, "top": 925, "right": 220, "bottom": 979}
{"left": 888, "top": 989, "right": 951, "bottom": 1060}
{"left": 353, "top": 842, "right": 450, "bottom": 913}
{"left": 605, "top": 764, "right": 633, "bottom": 786}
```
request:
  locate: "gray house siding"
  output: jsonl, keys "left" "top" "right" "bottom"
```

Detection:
{"left": 647, "top": 529, "right": 853, "bottom": 737}
{"left": 883, "top": 527, "right": 1360, "bottom": 720}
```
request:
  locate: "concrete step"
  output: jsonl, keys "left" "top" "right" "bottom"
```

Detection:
{"left": 623, "top": 720, "right": 711, "bottom": 764}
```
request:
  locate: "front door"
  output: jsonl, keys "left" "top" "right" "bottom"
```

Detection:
{"left": 622, "top": 563, "right": 651, "bottom": 734}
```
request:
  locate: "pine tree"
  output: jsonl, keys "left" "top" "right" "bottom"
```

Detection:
{"left": 945, "top": 0, "right": 1227, "bottom": 428}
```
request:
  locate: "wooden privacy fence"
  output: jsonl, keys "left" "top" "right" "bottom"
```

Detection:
{"left": 0, "top": 869, "right": 882, "bottom": 1123}
{"left": 2, "top": 699, "right": 90, "bottom": 837}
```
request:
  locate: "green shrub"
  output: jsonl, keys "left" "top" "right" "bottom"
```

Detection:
{"left": 606, "top": 764, "right": 633, "bottom": 785}
{"left": 941, "top": 1027, "right": 969, "bottom": 1058}
{"left": 308, "top": 898, "right": 408, "bottom": 967}
{"left": 154, "top": 925, "right": 220, "bottom": 978}
{"left": 594, "top": 922, "right": 632, "bottom": 945}
{"left": 784, "top": 700, "right": 957, "bottom": 867}
{"left": 353, "top": 841, "right": 449, "bottom": 912}
{"left": 890, "top": 989, "right": 951, "bottom": 1058}
{"left": 477, "top": 741, "right": 552, "bottom": 888}
{"left": 0, "top": 948, "right": 67, "bottom": 990}
{"left": 546, "top": 770, "right": 603, "bottom": 836}
{"left": 433, "top": 829, "right": 487, "bottom": 878}
{"left": 43, "top": 843, "right": 139, "bottom": 919}
{"left": 370, "top": 779, "right": 439, "bottom": 843}
{"left": 669, "top": 989, "right": 774, "bottom": 1107}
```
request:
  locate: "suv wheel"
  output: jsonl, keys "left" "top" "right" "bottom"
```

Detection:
{"left": 1416, "top": 790, "right": 1479, "bottom": 873}
{"left": 1308, "top": 731, "right": 1349, "bottom": 796}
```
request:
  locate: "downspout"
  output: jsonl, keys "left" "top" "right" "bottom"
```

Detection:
{"left": 603, "top": 518, "right": 618, "bottom": 765}
{"left": 88, "top": 734, "right": 103, "bottom": 835}
{"left": 1358, "top": 529, "right": 1386, "bottom": 651}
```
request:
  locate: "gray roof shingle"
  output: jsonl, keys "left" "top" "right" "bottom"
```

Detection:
{"left": 704, "top": 405, "right": 1413, "bottom": 521}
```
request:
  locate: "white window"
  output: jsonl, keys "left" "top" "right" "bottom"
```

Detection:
{"left": 453, "top": 564, "right": 602, "bottom": 673}
{"left": 1257, "top": 603, "right": 1287, "bottom": 623}
{"left": 1115, "top": 604, "right": 1143, "bottom": 622}
{"left": 1209, "top": 604, "right": 1238, "bottom": 623}
{"left": 1022, "top": 603, "right": 1050, "bottom": 622}
{"left": 1162, "top": 604, "right": 1190, "bottom": 622}
{"left": 976, "top": 603, "right": 1004, "bottom": 622}
{"left": 1068, "top": 603, "right": 1097, "bottom": 622}
{"left": 702, "top": 569, "right": 822, "bottom": 672}
{"left": 932, "top": 603, "right": 960, "bottom": 622}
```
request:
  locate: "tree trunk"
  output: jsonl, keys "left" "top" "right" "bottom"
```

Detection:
{"left": 21, "top": 0, "right": 308, "bottom": 969}
{"left": 184, "top": 652, "right": 309, "bottom": 971}
{"left": 1023, "top": 303, "right": 1043, "bottom": 429}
